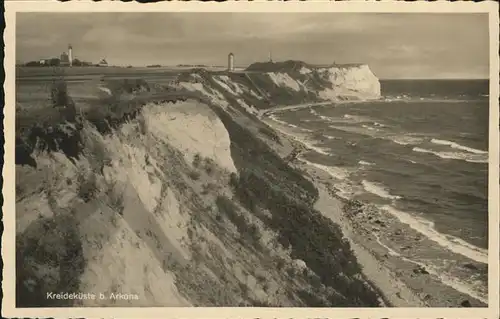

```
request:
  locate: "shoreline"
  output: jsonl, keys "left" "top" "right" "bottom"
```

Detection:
{"left": 258, "top": 95, "right": 489, "bottom": 119}
{"left": 258, "top": 98, "right": 377, "bottom": 118}
{"left": 262, "top": 114, "right": 488, "bottom": 308}
{"left": 259, "top": 101, "right": 332, "bottom": 117}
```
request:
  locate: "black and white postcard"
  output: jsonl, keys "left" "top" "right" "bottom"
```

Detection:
{"left": 3, "top": 1, "right": 499, "bottom": 318}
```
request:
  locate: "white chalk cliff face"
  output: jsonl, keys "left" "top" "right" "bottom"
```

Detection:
{"left": 210, "top": 64, "right": 381, "bottom": 104}
{"left": 143, "top": 100, "right": 237, "bottom": 174}
{"left": 316, "top": 65, "right": 381, "bottom": 100}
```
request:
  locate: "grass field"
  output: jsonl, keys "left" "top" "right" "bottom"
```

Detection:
{"left": 16, "top": 66, "right": 182, "bottom": 110}
{"left": 16, "top": 66, "right": 229, "bottom": 81}
{"left": 15, "top": 67, "right": 189, "bottom": 142}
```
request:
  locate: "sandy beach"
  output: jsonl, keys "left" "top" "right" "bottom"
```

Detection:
{"left": 259, "top": 99, "right": 374, "bottom": 118}
{"left": 263, "top": 114, "right": 488, "bottom": 308}
{"left": 259, "top": 101, "right": 332, "bottom": 117}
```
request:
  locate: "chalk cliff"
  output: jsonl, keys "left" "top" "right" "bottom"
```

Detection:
{"left": 239, "top": 60, "right": 381, "bottom": 104}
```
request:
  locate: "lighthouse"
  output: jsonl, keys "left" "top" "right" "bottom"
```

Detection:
{"left": 68, "top": 44, "right": 73, "bottom": 67}
{"left": 228, "top": 52, "right": 234, "bottom": 72}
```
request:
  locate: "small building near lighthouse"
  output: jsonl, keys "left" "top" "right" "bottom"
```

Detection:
{"left": 227, "top": 52, "right": 234, "bottom": 72}
{"left": 97, "top": 58, "right": 109, "bottom": 67}
{"left": 60, "top": 52, "right": 70, "bottom": 66}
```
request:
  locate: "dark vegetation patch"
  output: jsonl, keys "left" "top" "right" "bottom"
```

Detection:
{"left": 192, "top": 153, "right": 202, "bottom": 168}
{"left": 246, "top": 60, "right": 364, "bottom": 73}
{"left": 16, "top": 215, "right": 85, "bottom": 307}
{"left": 82, "top": 79, "right": 197, "bottom": 135}
{"left": 308, "top": 71, "right": 334, "bottom": 91}
{"left": 210, "top": 106, "right": 318, "bottom": 204}
{"left": 246, "top": 60, "right": 312, "bottom": 73}
{"left": 16, "top": 79, "right": 84, "bottom": 167}
{"left": 199, "top": 73, "right": 265, "bottom": 123}
{"left": 105, "top": 182, "right": 125, "bottom": 216}
{"left": 105, "top": 78, "right": 152, "bottom": 95}
{"left": 204, "top": 69, "right": 317, "bottom": 111}
{"left": 244, "top": 60, "right": 346, "bottom": 103}
{"left": 245, "top": 73, "right": 314, "bottom": 106}
{"left": 175, "top": 264, "right": 239, "bottom": 306}
{"left": 187, "top": 170, "right": 201, "bottom": 181}
{"left": 15, "top": 121, "right": 84, "bottom": 168}
{"left": 297, "top": 289, "right": 333, "bottom": 307}
{"left": 202, "top": 157, "right": 216, "bottom": 175}
{"left": 15, "top": 77, "right": 204, "bottom": 168}
{"left": 76, "top": 171, "right": 98, "bottom": 202}
{"left": 206, "top": 102, "right": 381, "bottom": 307}
{"left": 258, "top": 126, "right": 282, "bottom": 145}
{"left": 176, "top": 67, "right": 211, "bottom": 83}
{"left": 215, "top": 195, "right": 262, "bottom": 248}
{"left": 223, "top": 73, "right": 274, "bottom": 110}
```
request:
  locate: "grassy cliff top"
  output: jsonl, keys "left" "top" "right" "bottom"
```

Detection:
{"left": 246, "top": 60, "right": 367, "bottom": 73}
{"left": 245, "top": 60, "right": 312, "bottom": 72}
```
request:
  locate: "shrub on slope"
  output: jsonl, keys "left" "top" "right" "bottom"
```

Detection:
{"left": 16, "top": 215, "right": 85, "bottom": 307}
{"left": 245, "top": 60, "right": 311, "bottom": 73}
{"left": 206, "top": 100, "right": 381, "bottom": 307}
{"left": 15, "top": 78, "right": 198, "bottom": 168}
{"left": 238, "top": 72, "right": 315, "bottom": 106}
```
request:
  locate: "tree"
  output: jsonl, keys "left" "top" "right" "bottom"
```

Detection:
{"left": 25, "top": 61, "right": 41, "bottom": 67}
{"left": 48, "top": 58, "right": 61, "bottom": 67}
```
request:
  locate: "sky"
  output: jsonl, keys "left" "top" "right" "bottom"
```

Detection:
{"left": 16, "top": 12, "right": 490, "bottom": 79}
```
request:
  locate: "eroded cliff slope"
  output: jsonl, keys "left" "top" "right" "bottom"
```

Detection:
{"left": 15, "top": 64, "right": 384, "bottom": 307}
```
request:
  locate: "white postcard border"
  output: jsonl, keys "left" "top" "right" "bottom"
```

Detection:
{"left": 3, "top": 1, "right": 499, "bottom": 318}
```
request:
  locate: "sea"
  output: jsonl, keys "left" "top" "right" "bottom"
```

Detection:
{"left": 269, "top": 79, "right": 490, "bottom": 300}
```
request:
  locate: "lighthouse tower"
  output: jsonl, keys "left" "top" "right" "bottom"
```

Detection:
{"left": 68, "top": 44, "right": 73, "bottom": 67}
{"left": 228, "top": 52, "right": 234, "bottom": 72}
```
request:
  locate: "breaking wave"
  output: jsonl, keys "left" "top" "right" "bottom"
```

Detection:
{"left": 374, "top": 235, "right": 487, "bottom": 304}
{"left": 381, "top": 205, "right": 488, "bottom": 264}
{"left": 298, "top": 158, "right": 349, "bottom": 180}
{"left": 390, "top": 136, "right": 424, "bottom": 146}
{"left": 430, "top": 138, "right": 487, "bottom": 155}
{"left": 269, "top": 115, "right": 314, "bottom": 133}
{"left": 361, "top": 180, "right": 401, "bottom": 200}
{"left": 358, "top": 160, "right": 375, "bottom": 166}
{"left": 412, "top": 147, "right": 488, "bottom": 164}
{"left": 268, "top": 116, "right": 331, "bottom": 156}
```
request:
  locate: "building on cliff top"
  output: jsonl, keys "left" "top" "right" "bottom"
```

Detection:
{"left": 97, "top": 59, "right": 108, "bottom": 67}
{"left": 60, "top": 52, "right": 70, "bottom": 66}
